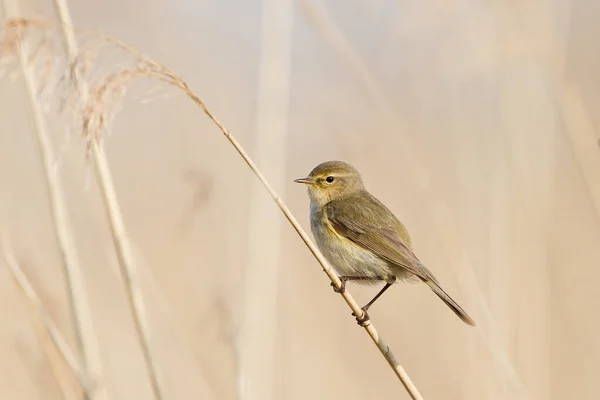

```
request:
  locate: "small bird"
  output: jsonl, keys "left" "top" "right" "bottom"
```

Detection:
{"left": 294, "top": 160, "right": 475, "bottom": 327}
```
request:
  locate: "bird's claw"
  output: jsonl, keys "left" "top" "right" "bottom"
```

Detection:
{"left": 330, "top": 278, "right": 346, "bottom": 294}
{"left": 352, "top": 308, "right": 370, "bottom": 327}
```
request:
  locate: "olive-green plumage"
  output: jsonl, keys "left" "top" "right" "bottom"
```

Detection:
{"left": 295, "top": 160, "right": 475, "bottom": 326}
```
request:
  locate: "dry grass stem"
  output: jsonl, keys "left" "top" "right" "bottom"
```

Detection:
{"left": 35, "top": 323, "right": 82, "bottom": 400}
{"left": 0, "top": 234, "right": 92, "bottom": 396}
{"left": 561, "top": 85, "right": 600, "bottom": 221}
{"left": 89, "top": 133, "right": 166, "bottom": 400}
{"left": 0, "top": 4, "right": 106, "bottom": 400}
{"left": 1, "top": 18, "right": 422, "bottom": 399}
{"left": 51, "top": 0, "right": 166, "bottom": 398}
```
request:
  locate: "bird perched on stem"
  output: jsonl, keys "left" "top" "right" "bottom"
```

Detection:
{"left": 294, "top": 160, "right": 475, "bottom": 327}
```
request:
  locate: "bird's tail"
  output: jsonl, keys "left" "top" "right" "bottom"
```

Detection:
{"left": 425, "top": 279, "right": 476, "bottom": 326}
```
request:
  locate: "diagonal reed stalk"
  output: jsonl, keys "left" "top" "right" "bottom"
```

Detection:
{"left": 36, "top": 324, "right": 82, "bottom": 400}
{"left": 183, "top": 75, "right": 425, "bottom": 400}
{"left": 1, "top": 1, "right": 106, "bottom": 399}
{"left": 175, "top": 72, "right": 424, "bottom": 400}
{"left": 50, "top": 0, "right": 165, "bottom": 399}
{"left": 0, "top": 233, "right": 91, "bottom": 396}
{"left": 1, "top": 17, "right": 423, "bottom": 400}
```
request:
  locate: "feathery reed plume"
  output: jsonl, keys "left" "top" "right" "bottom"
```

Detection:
{"left": 0, "top": 3, "right": 106, "bottom": 399}
{"left": 0, "top": 233, "right": 92, "bottom": 396}
{"left": 0, "top": 18, "right": 422, "bottom": 399}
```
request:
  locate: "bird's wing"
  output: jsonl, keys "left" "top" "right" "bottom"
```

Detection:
{"left": 325, "top": 195, "right": 432, "bottom": 281}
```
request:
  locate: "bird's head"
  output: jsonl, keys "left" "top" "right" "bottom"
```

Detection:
{"left": 294, "top": 160, "right": 365, "bottom": 206}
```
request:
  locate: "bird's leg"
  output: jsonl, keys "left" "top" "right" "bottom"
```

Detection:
{"left": 362, "top": 282, "right": 393, "bottom": 312}
{"left": 330, "top": 275, "right": 385, "bottom": 293}
{"left": 353, "top": 283, "right": 393, "bottom": 326}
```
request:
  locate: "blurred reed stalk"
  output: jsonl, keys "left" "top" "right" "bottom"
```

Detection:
{"left": 237, "top": 1, "right": 293, "bottom": 400}
{"left": 50, "top": 0, "right": 165, "bottom": 398}
{"left": 36, "top": 324, "right": 82, "bottom": 400}
{"left": 0, "top": 234, "right": 91, "bottom": 397}
{"left": 561, "top": 86, "right": 600, "bottom": 220}
{"left": 1, "top": 1, "right": 106, "bottom": 399}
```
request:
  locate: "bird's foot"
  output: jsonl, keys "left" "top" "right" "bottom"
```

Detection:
{"left": 352, "top": 307, "right": 370, "bottom": 327}
{"left": 330, "top": 277, "right": 347, "bottom": 294}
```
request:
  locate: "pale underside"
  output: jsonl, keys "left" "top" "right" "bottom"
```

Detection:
{"left": 310, "top": 202, "right": 421, "bottom": 286}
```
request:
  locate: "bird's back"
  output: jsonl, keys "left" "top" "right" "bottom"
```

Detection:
{"left": 330, "top": 190, "right": 413, "bottom": 247}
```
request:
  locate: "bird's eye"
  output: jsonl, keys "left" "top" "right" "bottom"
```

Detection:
{"left": 326, "top": 176, "right": 335, "bottom": 183}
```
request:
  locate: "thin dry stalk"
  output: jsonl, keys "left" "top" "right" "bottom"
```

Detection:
{"left": 0, "top": 234, "right": 91, "bottom": 396}
{"left": 90, "top": 132, "right": 166, "bottom": 400}
{"left": 50, "top": 0, "right": 165, "bottom": 398}
{"left": 36, "top": 322, "right": 82, "bottom": 400}
{"left": 186, "top": 82, "right": 425, "bottom": 400}
{"left": 0, "top": 3, "right": 106, "bottom": 400}
{"left": 561, "top": 85, "right": 600, "bottom": 221}
{"left": 174, "top": 75, "right": 424, "bottom": 400}
{"left": 1, "top": 18, "right": 421, "bottom": 399}
{"left": 7, "top": 248, "right": 82, "bottom": 400}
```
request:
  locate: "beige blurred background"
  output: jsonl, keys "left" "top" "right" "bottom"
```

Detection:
{"left": 1, "top": 0, "right": 600, "bottom": 399}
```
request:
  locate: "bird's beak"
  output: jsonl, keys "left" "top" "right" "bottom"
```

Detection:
{"left": 294, "top": 177, "right": 314, "bottom": 185}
